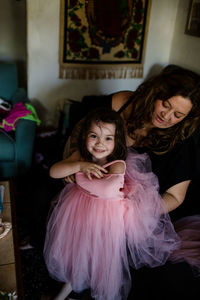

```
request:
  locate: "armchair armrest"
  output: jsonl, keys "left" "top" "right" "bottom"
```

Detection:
{"left": 15, "top": 118, "right": 36, "bottom": 174}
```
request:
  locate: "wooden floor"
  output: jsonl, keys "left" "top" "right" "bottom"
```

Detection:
{"left": 0, "top": 180, "right": 23, "bottom": 298}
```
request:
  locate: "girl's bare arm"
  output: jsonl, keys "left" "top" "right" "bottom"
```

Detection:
{"left": 50, "top": 151, "right": 107, "bottom": 180}
{"left": 50, "top": 151, "right": 81, "bottom": 178}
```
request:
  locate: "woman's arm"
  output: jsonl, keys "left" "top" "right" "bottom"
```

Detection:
{"left": 162, "top": 180, "right": 191, "bottom": 212}
{"left": 107, "top": 161, "right": 126, "bottom": 174}
{"left": 112, "top": 91, "right": 134, "bottom": 115}
{"left": 63, "top": 118, "right": 85, "bottom": 159}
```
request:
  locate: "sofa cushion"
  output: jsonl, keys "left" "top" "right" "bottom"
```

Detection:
{"left": 0, "top": 131, "right": 15, "bottom": 160}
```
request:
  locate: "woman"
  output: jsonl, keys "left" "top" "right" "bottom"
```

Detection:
{"left": 64, "top": 64, "right": 200, "bottom": 217}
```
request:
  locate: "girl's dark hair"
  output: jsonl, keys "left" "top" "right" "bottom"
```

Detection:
{"left": 127, "top": 65, "right": 200, "bottom": 153}
{"left": 78, "top": 107, "right": 127, "bottom": 162}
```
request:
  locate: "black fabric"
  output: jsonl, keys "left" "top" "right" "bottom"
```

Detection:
{"left": 128, "top": 262, "right": 200, "bottom": 300}
{"left": 140, "top": 136, "right": 195, "bottom": 194}
{"left": 146, "top": 136, "right": 199, "bottom": 222}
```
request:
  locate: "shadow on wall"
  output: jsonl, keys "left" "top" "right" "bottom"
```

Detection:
{"left": 16, "top": 60, "right": 27, "bottom": 89}
{"left": 31, "top": 99, "right": 51, "bottom": 129}
{"left": 32, "top": 97, "right": 68, "bottom": 130}
{"left": 145, "top": 64, "right": 164, "bottom": 80}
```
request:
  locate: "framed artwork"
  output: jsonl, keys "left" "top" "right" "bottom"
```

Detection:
{"left": 185, "top": 0, "right": 200, "bottom": 37}
{"left": 59, "top": 0, "right": 151, "bottom": 79}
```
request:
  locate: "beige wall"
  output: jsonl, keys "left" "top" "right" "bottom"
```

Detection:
{"left": 169, "top": 0, "right": 200, "bottom": 73}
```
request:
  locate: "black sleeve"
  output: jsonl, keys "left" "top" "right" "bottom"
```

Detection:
{"left": 149, "top": 136, "right": 195, "bottom": 194}
{"left": 136, "top": 129, "right": 200, "bottom": 221}
{"left": 82, "top": 94, "right": 113, "bottom": 111}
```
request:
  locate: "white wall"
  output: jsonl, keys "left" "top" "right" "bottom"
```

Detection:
{"left": 169, "top": 0, "right": 200, "bottom": 73}
{"left": 26, "top": 0, "right": 179, "bottom": 126}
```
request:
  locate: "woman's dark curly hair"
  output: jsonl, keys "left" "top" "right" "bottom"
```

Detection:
{"left": 78, "top": 107, "right": 127, "bottom": 162}
{"left": 127, "top": 65, "right": 200, "bottom": 153}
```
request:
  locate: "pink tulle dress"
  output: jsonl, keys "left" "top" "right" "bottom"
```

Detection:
{"left": 44, "top": 149, "right": 180, "bottom": 300}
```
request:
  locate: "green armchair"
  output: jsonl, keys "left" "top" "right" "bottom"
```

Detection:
{"left": 0, "top": 62, "right": 37, "bottom": 178}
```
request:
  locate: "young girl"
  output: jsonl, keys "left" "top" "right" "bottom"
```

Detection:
{"left": 43, "top": 108, "right": 180, "bottom": 300}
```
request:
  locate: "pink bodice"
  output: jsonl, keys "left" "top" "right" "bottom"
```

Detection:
{"left": 75, "top": 160, "right": 125, "bottom": 200}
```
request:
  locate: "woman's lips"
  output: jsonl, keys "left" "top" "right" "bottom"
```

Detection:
{"left": 155, "top": 115, "right": 164, "bottom": 123}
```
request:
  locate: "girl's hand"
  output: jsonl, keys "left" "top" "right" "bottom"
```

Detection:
{"left": 80, "top": 162, "right": 108, "bottom": 180}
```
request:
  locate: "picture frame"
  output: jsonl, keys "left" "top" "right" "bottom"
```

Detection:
{"left": 185, "top": 0, "right": 200, "bottom": 37}
{"left": 59, "top": 0, "right": 151, "bottom": 79}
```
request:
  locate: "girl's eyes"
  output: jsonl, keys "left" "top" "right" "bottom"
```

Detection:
{"left": 106, "top": 137, "right": 113, "bottom": 141}
{"left": 90, "top": 134, "right": 97, "bottom": 139}
{"left": 88, "top": 134, "right": 114, "bottom": 141}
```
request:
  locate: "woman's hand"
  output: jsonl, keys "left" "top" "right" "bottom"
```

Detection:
{"left": 64, "top": 174, "right": 75, "bottom": 183}
{"left": 80, "top": 162, "right": 108, "bottom": 180}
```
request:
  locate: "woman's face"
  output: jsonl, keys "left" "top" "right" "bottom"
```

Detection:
{"left": 152, "top": 95, "right": 193, "bottom": 129}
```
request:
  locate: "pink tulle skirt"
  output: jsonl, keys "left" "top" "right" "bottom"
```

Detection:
{"left": 44, "top": 184, "right": 132, "bottom": 300}
{"left": 44, "top": 150, "right": 181, "bottom": 300}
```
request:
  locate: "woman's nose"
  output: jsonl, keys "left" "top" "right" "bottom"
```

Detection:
{"left": 162, "top": 109, "right": 172, "bottom": 120}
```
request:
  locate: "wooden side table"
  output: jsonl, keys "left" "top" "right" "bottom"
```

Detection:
{"left": 0, "top": 180, "right": 23, "bottom": 299}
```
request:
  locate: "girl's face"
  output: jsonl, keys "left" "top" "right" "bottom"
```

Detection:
{"left": 86, "top": 121, "right": 115, "bottom": 163}
{"left": 152, "top": 95, "right": 193, "bottom": 129}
